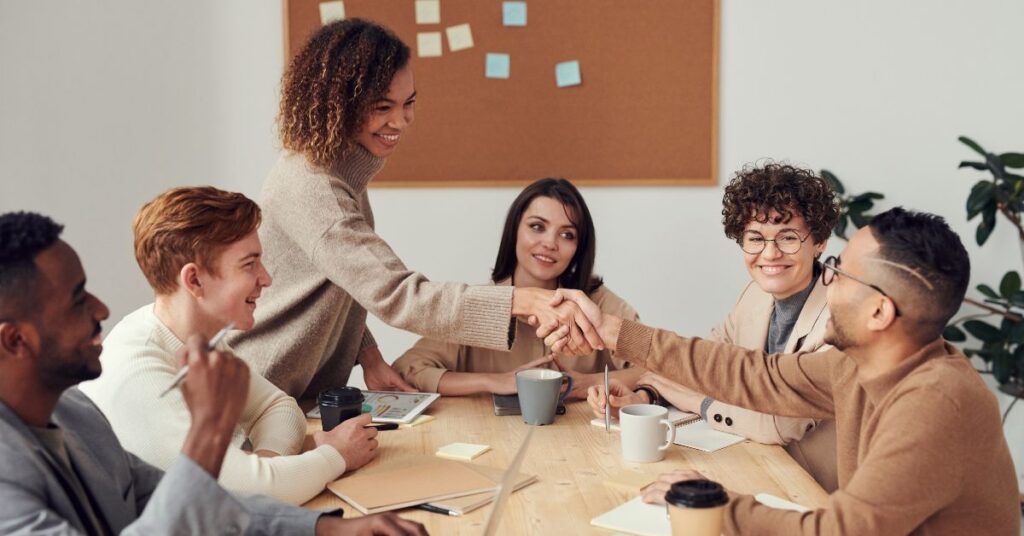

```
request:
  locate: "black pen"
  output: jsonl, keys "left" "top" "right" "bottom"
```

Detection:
{"left": 364, "top": 422, "right": 399, "bottom": 431}
{"left": 416, "top": 504, "right": 459, "bottom": 516}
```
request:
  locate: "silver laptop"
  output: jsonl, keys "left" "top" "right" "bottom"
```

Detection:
{"left": 480, "top": 427, "right": 535, "bottom": 536}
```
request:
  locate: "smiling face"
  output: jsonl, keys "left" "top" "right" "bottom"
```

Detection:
{"left": 742, "top": 210, "right": 826, "bottom": 300}
{"left": 512, "top": 196, "right": 579, "bottom": 290}
{"left": 31, "top": 241, "right": 110, "bottom": 389}
{"left": 195, "top": 231, "right": 271, "bottom": 331}
{"left": 355, "top": 65, "right": 416, "bottom": 158}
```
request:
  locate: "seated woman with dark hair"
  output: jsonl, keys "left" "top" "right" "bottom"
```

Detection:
{"left": 588, "top": 163, "right": 842, "bottom": 492}
{"left": 393, "top": 178, "right": 642, "bottom": 398}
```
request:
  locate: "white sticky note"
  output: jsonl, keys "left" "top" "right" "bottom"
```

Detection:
{"left": 446, "top": 23, "right": 474, "bottom": 52}
{"left": 417, "top": 32, "right": 443, "bottom": 58}
{"left": 318, "top": 1, "right": 345, "bottom": 25}
{"left": 502, "top": 1, "right": 527, "bottom": 27}
{"left": 415, "top": 0, "right": 441, "bottom": 24}
{"left": 436, "top": 442, "right": 490, "bottom": 461}
{"left": 555, "top": 60, "right": 582, "bottom": 88}
{"left": 485, "top": 53, "right": 510, "bottom": 79}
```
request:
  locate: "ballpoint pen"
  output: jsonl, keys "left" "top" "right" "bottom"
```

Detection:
{"left": 158, "top": 322, "right": 235, "bottom": 398}
{"left": 604, "top": 364, "right": 611, "bottom": 433}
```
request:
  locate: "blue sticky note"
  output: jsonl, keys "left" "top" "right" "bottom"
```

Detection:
{"left": 555, "top": 60, "right": 581, "bottom": 88}
{"left": 502, "top": 1, "right": 527, "bottom": 27}
{"left": 485, "top": 53, "right": 511, "bottom": 79}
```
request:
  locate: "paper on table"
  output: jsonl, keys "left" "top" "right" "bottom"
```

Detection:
{"left": 415, "top": 0, "right": 440, "bottom": 24}
{"left": 328, "top": 459, "right": 496, "bottom": 514}
{"left": 590, "top": 406, "right": 699, "bottom": 431}
{"left": 446, "top": 23, "right": 474, "bottom": 52}
{"left": 425, "top": 466, "right": 537, "bottom": 515}
{"left": 672, "top": 420, "right": 745, "bottom": 452}
{"left": 502, "top": 1, "right": 527, "bottom": 27}
{"left": 590, "top": 496, "right": 670, "bottom": 536}
{"left": 485, "top": 53, "right": 510, "bottom": 79}
{"left": 555, "top": 60, "right": 582, "bottom": 88}
{"left": 417, "top": 32, "right": 443, "bottom": 58}
{"left": 437, "top": 442, "right": 491, "bottom": 461}
{"left": 318, "top": 1, "right": 345, "bottom": 25}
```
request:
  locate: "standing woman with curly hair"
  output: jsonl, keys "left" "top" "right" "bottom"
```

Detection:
{"left": 230, "top": 19, "right": 601, "bottom": 401}
{"left": 586, "top": 163, "right": 843, "bottom": 492}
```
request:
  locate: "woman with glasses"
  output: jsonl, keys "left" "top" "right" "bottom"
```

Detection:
{"left": 588, "top": 162, "right": 842, "bottom": 492}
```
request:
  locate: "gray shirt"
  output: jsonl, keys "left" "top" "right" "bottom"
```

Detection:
{"left": 767, "top": 267, "right": 820, "bottom": 354}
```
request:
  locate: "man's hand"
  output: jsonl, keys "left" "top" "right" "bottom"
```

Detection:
{"left": 489, "top": 354, "right": 556, "bottom": 395}
{"left": 359, "top": 347, "right": 416, "bottom": 392}
{"left": 640, "top": 469, "right": 708, "bottom": 505}
{"left": 313, "top": 413, "right": 379, "bottom": 472}
{"left": 538, "top": 289, "right": 621, "bottom": 355}
{"left": 513, "top": 287, "right": 604, "bottom": 354}
{"left": 316, "top": 513, "right": 428, "bottom": 535}
{"left": 586, "top": 379, "right": 646, "bottom": 418}
{"left": 178, "top": 335, "right": 250, "bottom": 477}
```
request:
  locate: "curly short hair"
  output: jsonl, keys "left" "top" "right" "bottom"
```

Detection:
{"left": 721, "top": 163, "right": 840, "bottom": 244}
{"left": 133, "top": 187, "right": 261, "bottom": 295}
{"left": 278, "top": 19, "right": 410, "bottom": 168}
{"left": 0, "top": 212, "right": 64, "bottom": 316}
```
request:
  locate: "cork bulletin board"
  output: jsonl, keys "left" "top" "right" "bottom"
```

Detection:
{"left": 284, "top": 0, "right": 719, "bottom": 187}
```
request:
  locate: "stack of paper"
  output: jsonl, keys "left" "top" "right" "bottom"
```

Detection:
{"left": 328, "top": 460, "right": 496, "bottom": 514}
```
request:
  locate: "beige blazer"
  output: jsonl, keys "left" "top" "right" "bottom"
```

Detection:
{"left": 394, "top": 279, "right": 639, "bottom": 392}
{"left": 681, "top": 278, "right": 838, "bottom": 492}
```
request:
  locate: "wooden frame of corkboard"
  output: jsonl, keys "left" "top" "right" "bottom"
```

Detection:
{"left": 283, "top": 0, "right": 719, "bottom": 187}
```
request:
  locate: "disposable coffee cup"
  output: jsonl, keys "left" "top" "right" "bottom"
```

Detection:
{"left": 318, "top": 387, "right": 364, "bottom": 432}
{"left": 665, "top": 479, "right": 729, "bottom": 536}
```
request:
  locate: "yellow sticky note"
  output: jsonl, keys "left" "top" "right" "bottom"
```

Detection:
{"left": 417, "top": 32, "right": 443, "bottom": 58}
{"left": 399, "top": 414, "right": 436, "bottom": 428}
{"left": 446, "top": 23, "right": 474, "bottom": 52}
{"left": 436, "top": 442, "right": 490, "bottom": 461}
{"left": 319, "top": 1, "right": 345, "bottom": 25}
{"left": 415, "top": 0, "right": 441, "bottom": 24}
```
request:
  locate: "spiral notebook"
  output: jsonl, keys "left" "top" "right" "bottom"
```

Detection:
{"left": 591, "top": 406, "right": 745, "bottom": 453}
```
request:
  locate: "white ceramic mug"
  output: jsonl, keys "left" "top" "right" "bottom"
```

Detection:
{"left": 619, "top": 404, "right": 675, "bottom": 463}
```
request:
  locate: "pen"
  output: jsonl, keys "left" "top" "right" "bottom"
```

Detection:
{"left": 158, "top": 322, "right": 235, "bottom": 398}
{"left": 365, "top": 422, "right": 399, "bottom": 431}
{"left": 416, "top": 504, "right": 459, "bottom": 516}
{"left": 604, "top": 364, "right": 611, "bottom": 433}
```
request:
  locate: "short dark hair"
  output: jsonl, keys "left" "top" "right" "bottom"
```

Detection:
{"left": 868, "top": 207, "right": 970, "bottom": 341}
{"left": 721, "top": 162, "right": 840, "bottom": 245}
{"left": 0, "top": 212, "right": 64, "bottom": 317}
{"left": 492, "top": 178, "right": 603, "bottom": 293}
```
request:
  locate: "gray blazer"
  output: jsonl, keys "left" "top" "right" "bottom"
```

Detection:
{"left": 0, "top": 388, "right": 323, "bottom": 535}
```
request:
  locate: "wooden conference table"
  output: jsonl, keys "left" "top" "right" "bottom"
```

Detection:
{"left": 302, "top": 396, "right": 828, "bottom": 534}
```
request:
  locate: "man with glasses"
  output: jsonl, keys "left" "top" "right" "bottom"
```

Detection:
{"left": 586, "top": 163, "right": 841, "bottom": 492}
{"left": 550, "top": 207, "right": 1019, "bottom": 534}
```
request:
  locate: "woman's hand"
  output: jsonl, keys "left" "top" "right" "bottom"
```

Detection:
{"left": 637, "top": 373, "right": 705, "bottom": 414}
{"left": 586, "top": 379, "right": 648, "bottom": 419}
{"left": 359, "top": 347, "right": 416, "bottom": 392}
{"left": 641, "top": 469, "right": 708, "bottom": 505}
{"left": 489, "top": 354, "right": 556, "bottom": 395}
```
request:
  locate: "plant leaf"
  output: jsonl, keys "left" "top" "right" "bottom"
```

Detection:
{"left": 986, "top": 153, "right": 1007, "bottom": 179}
{"left": 959, "top": 160, "right": 988, "bottom": 170}
{"left": 977, "top": 284, "right": 1001, "bottom": 299}
{"left": 964, "top": 319, "right": 1004, "bottom": 343}
{"left": 1000, "top": 153, "right": 1024, "bottom": 169}
{"left": 993, "top": 350, "right": 1013, "bottom": 384}
{"left": 850, "top": 211, "right": 868, "bottom": 228}
{"left": 1010, "top": 291, "right": 1024, "bottom": 308}
{"left": 1000, "top": 271, "right": 1022, "bottom": 298}
{"left": 821, "top": 169, "right": 844, "bottom": 194}
{"left": 959, "top": 136, "right": 987, "bottom": 157}
{"left": 967, "top": 181, "right": 996, "bottom": 217}
{"left": 943, "top": 325, "right": 967, "bottom": 342}
{"left": 833, "top": 217, "right": 849, "bottom": 241}
{"left": 976, "top": 213, "right": 996, "bottom": 246}
{"left": 1009, "top": 320, "right": 1024, "bottom": 344}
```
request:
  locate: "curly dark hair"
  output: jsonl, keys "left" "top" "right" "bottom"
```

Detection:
{"left": 721, "top": 162, "right": 840, "bottom": 244}
{"left": 278, "top": 19, "right": 410, "bottom": 168}
{"left": 0, "top": 211, "right": 64, "bottom": 316}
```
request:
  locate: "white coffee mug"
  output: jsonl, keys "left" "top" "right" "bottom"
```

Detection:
{"left": 619, "top": 404, "right": 675, "bottom": 463}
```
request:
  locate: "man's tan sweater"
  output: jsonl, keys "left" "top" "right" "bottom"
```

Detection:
{"left": 230, "top": 148, "right": 514, "bottom": 399}
{"left": 616, "top": 321, "right": 1019, "bottom": 535}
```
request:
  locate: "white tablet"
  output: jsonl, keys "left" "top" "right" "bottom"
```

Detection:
{"left": 306, "top": 390, "right": 440, "bottom": 424}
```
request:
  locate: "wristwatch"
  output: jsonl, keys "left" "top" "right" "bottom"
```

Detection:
{"left": 634, "top": 384, "right": 665, "bottom": 407}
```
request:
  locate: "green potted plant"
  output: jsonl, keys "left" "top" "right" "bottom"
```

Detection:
{"left": 820, "top": 169, "right": 884, "bottom": 241}
{"left": 942, "top": 137, "right": 1024, "bottom": 411}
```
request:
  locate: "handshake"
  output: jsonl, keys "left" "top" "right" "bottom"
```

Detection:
{"left": 515, "top": 288, "right": 623, "bottom": 356}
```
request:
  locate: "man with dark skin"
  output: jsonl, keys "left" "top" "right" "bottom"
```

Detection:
{"left": 0, "top": 211, "right": 427, "bottom": 536}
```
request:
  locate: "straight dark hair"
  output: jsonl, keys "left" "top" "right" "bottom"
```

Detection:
{"left": 491, "top": 178, "right": 603, "bottom": 293}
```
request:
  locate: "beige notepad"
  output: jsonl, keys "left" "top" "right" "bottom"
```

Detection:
{"left": 400, "top": 414, "right": 436, "bottom": 428}
{"left": 327, "top": 459, "right": 497, "bottom": 514}
{"left": 436, "top": 442, "right": 490, "bottom": 461}
{"left": 424, "top": 465, "right": 537, "bottom": 515}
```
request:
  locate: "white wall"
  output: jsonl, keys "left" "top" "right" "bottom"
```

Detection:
{"left": 3, "top": 0, "right": 1024, "bottom": 486}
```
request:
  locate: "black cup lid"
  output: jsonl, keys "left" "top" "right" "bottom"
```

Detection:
{"left": 665, "top": 479, "right": 729, "bottom": 508}
{"left": 318, "top": 386, "right": 364, "bottom": 405}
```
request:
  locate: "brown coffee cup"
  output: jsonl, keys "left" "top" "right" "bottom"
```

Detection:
{"left": 665, "top": 479, "right": 729, "bottom": 536}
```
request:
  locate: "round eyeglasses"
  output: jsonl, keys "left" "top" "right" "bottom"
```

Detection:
{"left": 739, "top": 230, "right": 811, "bottom": 255}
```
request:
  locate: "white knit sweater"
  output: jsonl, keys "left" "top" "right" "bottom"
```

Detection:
{"left": 80, "top": 305, "right": 346, "bottom": 505}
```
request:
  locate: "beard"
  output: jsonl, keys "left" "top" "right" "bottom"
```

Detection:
{"left": 824, "top": 315, "right": 856, "bottom": 351}
{"left": 35, "top": 328, "right": 102, "bottom": 390}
